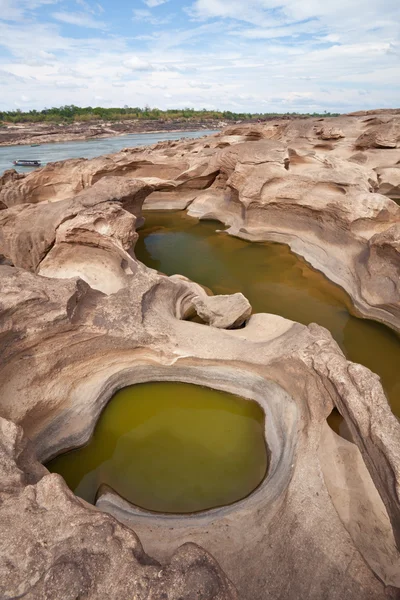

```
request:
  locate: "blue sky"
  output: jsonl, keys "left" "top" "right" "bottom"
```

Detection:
{"left": 0, "top": 0, "right": 399, "bottom": 112}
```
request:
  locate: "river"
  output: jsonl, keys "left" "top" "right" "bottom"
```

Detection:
{"left": 0, "top": 129, "right": 218, "bottom": 176}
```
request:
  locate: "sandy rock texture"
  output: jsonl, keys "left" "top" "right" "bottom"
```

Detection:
{"left": 0, "top": 110, "right": 399, "bottom": 599}
{"left": 1, "top": 111, "right": 399, "bottom": 333}
{"left": 0, "top": 417, "right": 236, "bottom": 600}
{"left": 0, "top": 261, "right": 399, "bottom": 599}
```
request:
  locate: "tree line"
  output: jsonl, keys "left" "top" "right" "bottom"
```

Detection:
{"left": 0, "top": 105, "right": 340, "bottom": 124}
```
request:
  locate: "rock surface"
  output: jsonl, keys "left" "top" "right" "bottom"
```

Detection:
{"left": 2, "top": 111, "right": 399, "bottom": 332}
{"left": 192, "top": 292, "right": 252, "bottom": 328}
{"left": 0, "top": 110, "right": 399, "bottom": 600}
{"left": 0, "top": 259, "right": 399, "bottom": 599}
{"left": 0, "top": 417, "right": 236, "bottom": 600}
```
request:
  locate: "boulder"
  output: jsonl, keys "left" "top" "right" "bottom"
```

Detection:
{"left": 192, "top": 292, "right": 252, "bottom": 328}
{"left": 376, "top": 166, "right": 400, "bottom": 200}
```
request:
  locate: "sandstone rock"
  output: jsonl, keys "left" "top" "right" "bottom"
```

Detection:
{"left": 0, "top": 259, "right": 399, "bottom": 599}
{"left": 3, "top": 113, "right": 398, "bottom": 333}
{"left": 0, "top": 177, "right": 153, "bottom": 290}
{"left": 188, "top": 146, "right": 400, "bottom": 333}
{"left": 315, "top": 125, "right": 345, "bottom": 140}
{"left": 1, "top": 115, "right": 400, "bottom": 599}
{"left": 0, "top": 169, "right": 25, "bottom": 209}
{"left": 376, "top": 166, "right": 400, "bottom": 200}
{"left": 0, "top": 418, "right": 236, "bottom": 600}
{"left": 192, "top": 292, "right": 252, "bottom": 328}
{"left": 355, "top": 117, "right": 400, "bottom": 149}
{"left": 0, "top": 168, "right": 25, "bottom": 188}
{"left": 0, "top": 154, "right": 185, "bottom": 207}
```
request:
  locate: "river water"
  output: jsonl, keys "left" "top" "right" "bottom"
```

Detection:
{"left": 0, "top": 129, "right": 218, "bottom": 176}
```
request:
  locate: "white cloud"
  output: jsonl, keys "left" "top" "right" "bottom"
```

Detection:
{"left": 0, "top": 0, "right": 59, "bottom": 20}
{"left": 188, "top": 81, "right": 212, "bottom": 89}
{"left": 57, "top": 66, "right": 90, "bottom": 78}
{"left": 52, "top": 11, "right": 106, "bottom": 29}
{"left": 123, "top": 56, "right": 154, "bottom": 71}
{"left": 55, "top": 80, "right": 88, "bottom": 88}
{"left": 189, "top": 0, "right": 400, "bottom": 42}
{"left": 143, "top": 0, "right": 169, "bottom": 6}
{"left": 0, "top": 0, "right": 398, "bottom": 113}
{"left": 0, "top": 0, "right": 24, "bottom": 20}
{"left": 132, "top": 8, "right": 170, "bottom": 25}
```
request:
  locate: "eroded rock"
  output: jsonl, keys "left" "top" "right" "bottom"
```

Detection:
{"left": 0, "top": 417, "right": 236, "bottom": 600}
{"left": 0, "top": 256, "right": 399, "bottom": 599}
{"left": 0, "top": 114, "right": 400, "bottom": 600}
{"left": 192, "top": 292, "right": 252, "bottom": 328}
{"left": 2, "top": 113, "right": 399, "bottom": 333}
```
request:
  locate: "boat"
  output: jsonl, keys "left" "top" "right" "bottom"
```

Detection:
{"left": 30, "top": 143, "right": 41, "bottom": 147}
{"left": 13, "top": 159, "right": 41, "bottom": 167}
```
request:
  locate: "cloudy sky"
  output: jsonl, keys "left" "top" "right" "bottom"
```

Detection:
{"left": 0, "top": 0, "right": 399, "bottom": 113}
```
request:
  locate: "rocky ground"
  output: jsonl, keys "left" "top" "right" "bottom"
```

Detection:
{"left": 0, "top": 110, "right": 399, "bottom": 600}
{"left": 0, "top": 118, "right": 226, "bottom": 146}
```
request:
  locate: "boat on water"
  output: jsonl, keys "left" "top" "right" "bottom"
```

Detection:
{"left": 13, "top": 159, "right": 41, "bottom": 167}
{"left": 30, "top": 144, "right": 41, "bottom": 147}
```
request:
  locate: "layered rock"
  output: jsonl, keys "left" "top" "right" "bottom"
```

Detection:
{"left": 187, "top": 145, "right": 400, "bottom": 332}
{"left": 0, "top": 416, "right": 236, "bottom": 600}
{"left": 1, "top": 112, "right": 398, "bottom": 333}
{"left": 0, "top": 260, "right": 399, "bottom": 599}
{"left": 0, "top": 111, "right": 400, "bottom": 599}
{"left": 376, "top": 166, "right": 400, "bottom": 200}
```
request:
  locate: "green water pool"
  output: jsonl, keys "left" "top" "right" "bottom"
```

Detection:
{"left": 47, "top": 382, "right": 267, "bottom": 513}
{"left": 135, "top": 211, "right": 400, "bottom": 423}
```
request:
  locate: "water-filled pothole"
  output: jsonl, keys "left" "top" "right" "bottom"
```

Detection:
{"left": 135, "top": 211, "right": 400, "bottom": 435}
{"left": 47, "top": 382, "right": 267, "bottom": 513}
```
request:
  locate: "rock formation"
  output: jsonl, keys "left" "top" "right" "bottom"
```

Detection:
{"left": 2, "top": 111, "right": 398, "bottom": 333}
{"left": 0, "top": 110, "right": 399, "bottom": 599}
{"left": 0, "top": 417, "right": 236, "bottom": 600}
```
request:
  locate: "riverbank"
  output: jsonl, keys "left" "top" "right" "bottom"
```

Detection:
{"left": 0, "top": 129, "right": 218, "bottom": 175}
{"left": 0, "top": 119, "right": 224, "bottom": 146}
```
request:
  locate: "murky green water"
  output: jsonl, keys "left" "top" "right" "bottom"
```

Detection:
{"left": 47, "top": 382, "right": 267, "bottom": 513}
{"left": 135, "top": 211, "right": 400, "bottom": 426}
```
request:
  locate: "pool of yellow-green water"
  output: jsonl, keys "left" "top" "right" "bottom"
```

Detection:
{"left": 135, "top": 211, "right": 400, "bottom": 432}
{"left": 47, "top": 382, "right": 267, "bottom": 513}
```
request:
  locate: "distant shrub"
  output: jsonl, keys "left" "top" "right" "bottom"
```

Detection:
{"left": 0, "top": 105, "right": 341, "bottom": 124}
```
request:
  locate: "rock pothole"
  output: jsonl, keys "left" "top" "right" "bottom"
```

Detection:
{"left": 47, "top": 382, "right": 268, "bottom": 514}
